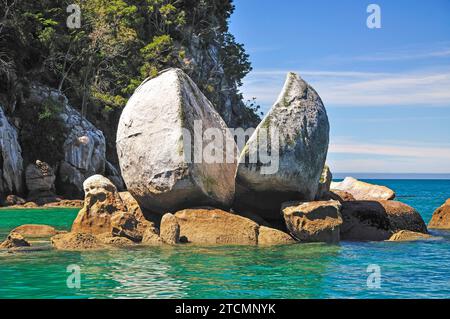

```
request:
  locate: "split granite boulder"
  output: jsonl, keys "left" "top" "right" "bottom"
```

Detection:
{"left": 428, "top": 199, "right": 450, "bottom": 229}
{"left": 340, "top": 200, "right": 428, "bottom": 241}
{"left": 117, "top": 68, "right": 237, "bottom": 214}
{"left": 235, "top": 72, "right": 330, "bottom": 220}
{"left": 174, "top": 208, "right": 259, "bottom": 245}
{"left": 331, "top": 177, "right": 395, "bottom": 201}
{"left": 282, "top": 200, "right": 343, "bottom": 243}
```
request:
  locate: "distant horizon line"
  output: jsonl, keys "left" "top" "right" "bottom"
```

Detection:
{"left": 333, "top": 172, "right": 450, "bottom": 180}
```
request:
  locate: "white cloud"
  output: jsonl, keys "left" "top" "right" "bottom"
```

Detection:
{"left": 327, "top": 138, "right": 450, "bottom": 173}
{"left": 241, "top": 69, "right": 450, "bottom": 110}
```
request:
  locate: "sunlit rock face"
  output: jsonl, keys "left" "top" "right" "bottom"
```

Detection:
{"left": 0, "top": 105, "right": 24, "bottom": 195}
{"left": 117, "top": 68, "right": 237, "bottom": 213}
{"left": 234, "top": 72, "right": 330, "bottom": 220}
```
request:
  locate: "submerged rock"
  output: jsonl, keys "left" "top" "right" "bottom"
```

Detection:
{"left": 388, "top": 230, "right": 433, "bottom": 242}
{"left": 11, "top": 224, "right": 58, "bottom": 238}
{"left": 51, "top": 232, "right": 104, "bottom": 250}
{"left": 340, "top": 200, "right": 428, "bottom": 241}
{"left": 0, "top": 232, "right": 30, "bottom": 249}
{"left": 235, "top": 72, "right": 329, "bottom": 220}
{"left": 282, "top": 200, "right": 343, "bottom": 243}
{"left": 331, "top": 177, "right": 395, "bottom": 201}
{"left": 174, "top": 208, "right": 259, "bottom": 245}
{"left": 0, "top": 105, "right": 24, "bottom": 195}
{"left": 258, "top": 226, "right": 295, "bottom": 245}
{"left": 428, "top": 199, "right": 450, "bottom": 229}
{"left": 117, "top": 68, "right": 237, "bottom": 213}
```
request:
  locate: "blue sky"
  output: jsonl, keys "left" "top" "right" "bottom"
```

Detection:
{"left": 229, "top": 0, "right": 450, "bottom": 173}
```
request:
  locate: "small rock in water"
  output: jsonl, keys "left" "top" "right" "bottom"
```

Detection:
{"left": 428, "top": 199, "right": 450, "bottom": 229}
{"left": 388, "top": 230, "right": 433, "bottom": 242}
{"left": 331, "top": 177, "right": 395, "bottom": 201}
{"left": 160, "top": 213, "right": 180, "bottom": 245}
{"left": 1, "top": 232, "right": 31, "bottom": 249}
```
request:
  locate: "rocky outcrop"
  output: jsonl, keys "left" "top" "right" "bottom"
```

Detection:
{"left": 4, "top": 195, "right": 26, "bottom": 206}
{"left": 51, "top": 232, "right": 104, "bottom": 250}
{"left": 235, "top": 72, "right": 330, "bottom": 220}
{"left": 97, "top": 234, "right": 135, "bottom": 247}
{"left": 11, "top": 224, "right": 58, "bottom": 237}
{"left": 27, "top": 85, "right": 123, "bottom": 197}
{"left": 428, "top": 199, "right": 450, "bottom": 229}
{"left": 258, "top": 226, "right": 295, "bottom": 245}
{"left": 0, "top": 232, "right": 30, "bottom": 249}
{"left": 340, "top": 200, "right": 428, "bottom": 241}
{"left": 117, "top": 69, "right": 237, "bottom": 213}
{"left": 25, "top": 160, "right": 56, "bottom": 203}
{"left": 174, "top": 208, "right": 259, "bottom": 245}
{"left": 0, "top": 105, "right": 24, "bottom": 196}
{"left": 160, "top": 213, "right": 180, "bottom": 245}
{"left": 71, "top": 175, "right": 125, "bottom": 235}
{"left": 282, "top": 200, "right": 343, "bottom": 243}
{"left": 142, "top": 227, "right": 162, "bottom": 245}
{"left": 331, "top": 177, "right": 395, "bottom": 201}
{"left": 315, "top": 165, "right": 332, "bottom": 200}
{"left": 325, "top": 190, "right": 356, "bottom": 203}
{"left": 388, "top": 230, "right": 433, "bottom": 242}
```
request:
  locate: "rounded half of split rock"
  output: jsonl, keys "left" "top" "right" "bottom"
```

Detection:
{"left": 235, "top": 72, "right": 329, "bottom": 219}
{"left": 116, "top": 68, "right": 237, "bottom": 213}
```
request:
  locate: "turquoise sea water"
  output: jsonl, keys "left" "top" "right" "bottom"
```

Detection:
{"left": 1, "top": 179, "right": 450, "bottom": 299}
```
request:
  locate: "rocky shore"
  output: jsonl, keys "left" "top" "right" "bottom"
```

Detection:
{"left": 0, "top": 69, "right": 440, "bottom": 251}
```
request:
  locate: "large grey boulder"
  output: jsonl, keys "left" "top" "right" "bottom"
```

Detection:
{"left": 0, "top": 105, "right": 24, "bottom": 196}
{"left": 117, "top": 68, "right": 237, "bottom": 213}
{"left": 234, "top": 72, "right": 330, "bottom": 220}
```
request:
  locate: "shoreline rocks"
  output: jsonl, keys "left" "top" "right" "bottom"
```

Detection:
{"left": 11, "top": 224, "right": 58, "bottom": 238}
{"left": 0, "top": 232, "right": 31, "bottom": 249}
{"left": 258, "top": 226, "right": 295, "bottom": 245}
{"left": 388, "top": 230, "right": 433, "bottom": 242}
{"left": 282, "top": 200, "right": 343, "bottom": 243}
{"left": 235, "top": 72, "right": 329, "bottom": 219}
{"left": 331, "top": 177, "right": 395, "bottom": 201}
{"left": 340, "top": 200, "right": 428, "bottom": 241}
{"left": 175, "top": 208, "right": 259, "bottom": 245}
{"left": 51, "top": 232, "right": 104, "bottom": 250}
{"left": 428, "top": 199, "right": 450, "bottom": 229}
{"left": 117, "top": 68, "right": 237, "bottom": 214}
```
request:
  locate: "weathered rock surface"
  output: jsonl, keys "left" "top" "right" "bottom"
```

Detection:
{"left": 0, "top": 232, "right": 31, "bottom": 249}
{"left": 51, "top": 232, "right": 104, "bottom": 250}
{"left": 4, "top": 194, "right": 26, "bottom": 206}
{"left": 28, "top": 85, "right": 108, "bottom": 197}
{"left": 160, "top": 213, "right": 180, "bottom": 244}
{"left": 331, "top": 177, "right": 395, "bottom": 201}
{"left": 388, "top": 230, "right": 433, "bottom": 242}
{"left": 116, "top": 68, "right": 237, "bottom": 213}
{"left": 142, "top": 227, "right": 162, "bottom": 245}
{"left": 428, "top": 199, "right": 450, "bottom": 229}
{"left": 174, "top": 208, "right": 259, "bottom": 245}
{"left": 340, "top": 200, "right": 428, "bottom": 241}
{"left": 97, "top": 234, "right": 135, "bottom": 247}
{"left": 25, "top": 160, "right": 56, "bottom": 202}
{"left": 315, "top": 165, "right": 332, "bottom": 200}
{"left": 282, "top": 200, "right": 343, "bottom": 243}
{"left": 110, "top": 211, "right": 145, "bottom": 242}
{"left": 258, "top": 226, "right": 295, "bottom": 245}
{"left": 235, "top": 72, "right": 330, "bottom": 219}
{"left": 11, "top": 224, "right": 57, "bottom": 237}
{"left": 325, "top": 190, "right": 356, "bottom": 203}
{"left": 71, "top": 175, "right": 125, "bottom": 235}
{"left": 43, "top": 199, "right": 84, "bottom": 208}
{"left": 0, "top": 105, "right": 24, "bottom": 195}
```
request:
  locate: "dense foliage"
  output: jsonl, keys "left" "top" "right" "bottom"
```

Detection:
{"left": 0, "top": 0, "right": 259, "bottom": 126}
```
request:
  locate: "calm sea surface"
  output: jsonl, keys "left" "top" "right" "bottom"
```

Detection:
{"left": 1, "top": 179, "right": 450, "bottom": 299}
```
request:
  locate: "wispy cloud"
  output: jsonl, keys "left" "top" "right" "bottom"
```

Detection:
{"left": 353, "top": 48, "right": 450, "bottom": 62}
{"left": 327, "top": 138, "right": 450, "bottom": 173}
{"left": 241, "top": 68, "right": 450, "bottom": 110}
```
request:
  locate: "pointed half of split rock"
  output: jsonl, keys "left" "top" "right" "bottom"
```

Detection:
{"left": 116, "top": 68, "right": 237, "bottom": 213}
{"left": 235, "top": 72, "right": 330, "bottom": 220}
